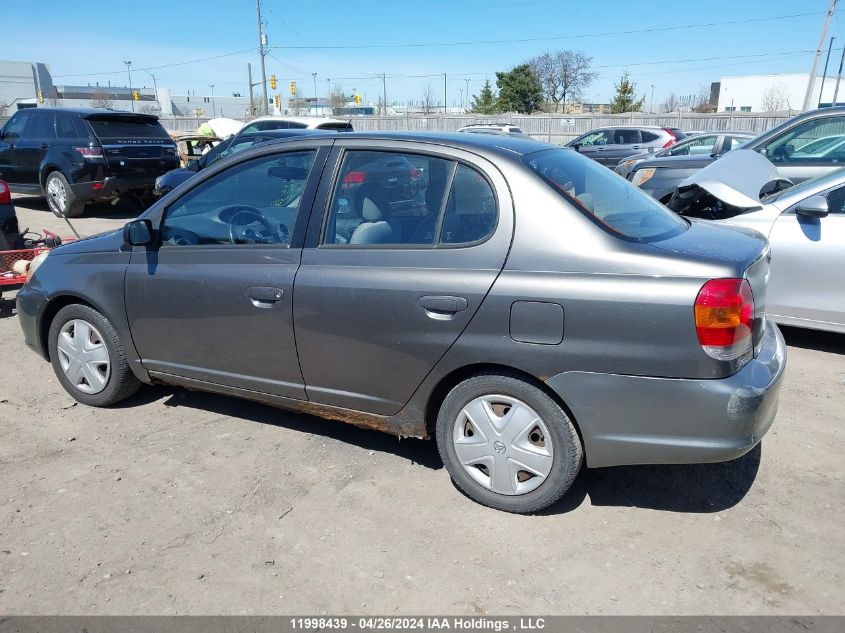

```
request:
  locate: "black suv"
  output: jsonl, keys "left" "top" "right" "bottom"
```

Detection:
{"left": 0, "top": 108, "right": 178, "bottom": 217}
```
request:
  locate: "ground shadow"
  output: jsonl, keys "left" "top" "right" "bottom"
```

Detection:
{"left": 541, "top": 443, "right": 762, "bottom": 515}
{"left": 13, "top": 194, "right": 145, "bottom": 220}
{"left": 0, "top": 295, "right": 18, "bottom": 319}
{"left": 779, "top": 324, "right": 844, "bottom": 355}
{"left": 120, "top": 385, "right": 443, "bottom": 470}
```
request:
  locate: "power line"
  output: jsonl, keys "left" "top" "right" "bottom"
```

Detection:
{"left": 51, "top": 47, "right": 255, "bottom": 78}
{"left": 270, "top": 11, "right": 824, "bottom": 50}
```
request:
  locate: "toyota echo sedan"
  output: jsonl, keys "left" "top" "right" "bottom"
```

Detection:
{"left": 17, "top": 132, "right": 786, "bottom": 513}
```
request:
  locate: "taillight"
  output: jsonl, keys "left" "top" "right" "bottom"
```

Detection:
{"left": 662, "top": 128, "right": 677, "bottom": 148}
{"left": 74, "top": 146, "right": 103, "bottom": 159}
{"left": 695, "top": 278, "right": 754, "bottom": 362}
{"left": 0, "top": 180, "right": 10, "bottom": 205}
{"left": 342, "top": 170, "right": 367, "bottom": 185}
{"left": 409, "top": 167, "right": 421, "bottom": 180}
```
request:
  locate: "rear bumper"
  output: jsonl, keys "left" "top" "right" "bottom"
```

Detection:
{"left": 16, "top": 284, "right": 49, "bottom": 360}
{"left": 545, "top": 319, "right": 787, "bottom": 468}
{"left": 69, "top": 175, "right": 159, "bottom": 201}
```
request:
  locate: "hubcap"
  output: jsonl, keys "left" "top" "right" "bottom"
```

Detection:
{"left": 56, "top": 319, "right": 111, "bottom": 394}
{"left": 452, "top": 395, "right": 554, "bottom": 496}
{"left": 47, "top": 176, "right": 66, "bottom": 213}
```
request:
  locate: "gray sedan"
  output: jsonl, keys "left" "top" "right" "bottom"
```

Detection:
{"left": 669, "top": 150, "right": 845, "bottom": 333}
{"left": 17, "top": 132, "right": 785, "bottom": 513}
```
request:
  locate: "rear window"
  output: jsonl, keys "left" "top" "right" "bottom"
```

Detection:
{"left": 524, "top": 148, "right": 687, "bottom": 242}
{"left": 87, "top": 117, "right": 169, "bottom": 139}
{"left": 316, "top": 122, "right": 353, "bottom": 131}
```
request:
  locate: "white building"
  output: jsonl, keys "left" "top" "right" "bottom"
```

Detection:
{"left": 717, "top": 73, "right": 845, "bottom": 113}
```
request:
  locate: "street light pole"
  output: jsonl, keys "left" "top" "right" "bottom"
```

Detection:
{"left": 650, "top": 84, "right": 655, "bottom": 114}
{"left": 123, "top": 60, "right": 134, "bottom": 112}
{"left": 143, "top": 69, "right": 158, "bottom": 112}
{"left": 311, "top": 73, "right": 317, "bottom": 115}
{"left": 820, "top": 37, "right": 836, "bottom": 107}
{"left": 209, "top": 84, "right": 216, "bottom": 117}
{"left": 464, "top": 78, "right": 470, "bottom": 110}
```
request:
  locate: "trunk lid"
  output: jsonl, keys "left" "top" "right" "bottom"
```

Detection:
{"left": 84, "top": 114, "right": 177, "bottom": 177}
{"left": 648, "top": 219, "right": 770, "bottom": 357}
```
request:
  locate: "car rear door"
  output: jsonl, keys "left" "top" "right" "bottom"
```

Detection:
{"left": 601, "top": 129, "right": 643, "bottom": 166}
{"left": 292, "top": 140, "right": 513, "bottom": 415}
{"left": 14, "top": 110, "right": 55, "bottom": 186}
{"left": 766, "top": 186, "right": 845, "bottom": 329}
{"left": 84, "top": 114, "right": 178, "bottom": 179}
{"left": 124, "top": 141, "right": 331, "bottom": 398}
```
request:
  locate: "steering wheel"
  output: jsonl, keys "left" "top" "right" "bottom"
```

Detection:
{"left": 221, "top": 205, "right": 284, "bottom": 245}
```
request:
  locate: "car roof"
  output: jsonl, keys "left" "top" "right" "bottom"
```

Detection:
{"left": 25, "top": 107, "right": 159, "bottom": 121}
{"left": 241, "top": 115, "right": 351, "bottom": 128}
{"left": 234, "top": 129, "right": 329, "bottom": 139}
{"left": 254, "top": 130, "right": 555, "bottom": 158}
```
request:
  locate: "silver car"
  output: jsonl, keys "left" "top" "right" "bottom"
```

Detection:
{"left": 17, "top": 132, "right": 785, "bottom": 513}
{"left": 567, "top": 126, "right": 685, "bottom": 167}
{"left": 669, "top": 150, "right": 845, "bottom": 333}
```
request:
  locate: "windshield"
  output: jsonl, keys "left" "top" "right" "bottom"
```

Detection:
{"left": 524, "top": 148, "right": 688, "bottom": 242}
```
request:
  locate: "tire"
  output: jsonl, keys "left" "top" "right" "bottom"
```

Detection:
{"left": 436, "top": 371, "right": 583, "bottom": 513}
{"left": 45, "top": 171, "right": 86, "bottom": 218}
{"left": 47, "top": 304, "right": 141, "bottom": 407}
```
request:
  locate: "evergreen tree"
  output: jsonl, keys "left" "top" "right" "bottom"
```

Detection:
{"left": 609, "top": 72, "right": 645, "bottom": 113}
{"left": 470, "top": 79, "right": 499, "bottom": 114}
{"left": 495, "top": 65, "right": 544, "bottom": 114}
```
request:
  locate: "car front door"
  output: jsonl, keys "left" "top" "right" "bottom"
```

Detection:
{"left": 570, "top": 130, "right": 612, "bottom": 164}
{"left": 124, "top": 142, "right": 330, "bottom": 398}
{"left": 766, "top": 186, "right": 845, "bottom": 329}
{"left": 14, "top": 110, "right": 55, "bottom": 186}
{"left": 761, "top": 114, "right": 845, "bottom": 183}
{"left": 0, "top": 110, "right": 32, "bottom": 185}
{"left": 292, "top": 141, "right": 513, "bottom": 415}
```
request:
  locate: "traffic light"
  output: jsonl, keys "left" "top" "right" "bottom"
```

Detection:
{"left": 354, "top": 94, "right": 361, "bottom": 105}
{"left": 270, "top": 74, "right": 277, "bottom": 90}
{"left": 37, "top": 89, "right": 44, "bottom": 104}
{"left": 133, "top": 90, "right": 140, "bottom": 101}
{"left": 274, "top": 94, "right": 281, "bottom": 109}
{"left": 289, "top": 81, "right": 296, "bottom": 95}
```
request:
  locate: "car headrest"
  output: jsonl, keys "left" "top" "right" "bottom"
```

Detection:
{"left": 361, "top": 196, "right": 383, "bottom": 221}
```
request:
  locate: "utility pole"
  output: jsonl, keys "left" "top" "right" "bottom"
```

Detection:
{"left": 209, "top": 84, "right": 216, "bottom": 117}
{"left": 803, "top": 0, "right": 838, "bottom": 111}
{"left": 834, "top": 45, "right": 845, "bottom": 106}
{"left": 464, "top": 78, "right": 470, "bottom": 109}
{"left": 123, "top": 60, "right": 134, "bottom": 112}
{"left": 443, "top": 73, "right": 447, "bottom": 114}
{"left": 311, "top": 72, "right": 317, "bottom": 115}
{"left": 820, "top": 37, "right": 836, "bottom": 107}
{"left": 248, "top": 63, "right": 255, "bottom": 115}
{"left": 382, "top": 73, "right": 387, "bottom": 115}
{"left": 256, "top": 0, "right": 268, "bottom": 115}
{"left": 650, "top": 84, "right": 655, "bottom": 114}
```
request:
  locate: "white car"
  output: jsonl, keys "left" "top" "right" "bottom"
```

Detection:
{"left": 239, "top": 116, "right": 353, "bottom": 134}
{"left": 669, "top": 150, "right": 845, "bottom": 333}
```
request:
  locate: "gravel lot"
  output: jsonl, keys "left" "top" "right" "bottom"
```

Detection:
{"left": 1, "top": 194, "right": 843, "bottom": 615}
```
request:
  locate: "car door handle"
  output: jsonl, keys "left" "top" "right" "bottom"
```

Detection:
{"left": 248, "top": 286, "right": 284, "bottom": 307}
{"left": 418, "top": 295, "right": 468, "bottom": 319}
{"left": 631, "top": 145, "right": 641, "bottom": 149}
{"left": 40, "top": 143, "right": 50, "bottom": 149}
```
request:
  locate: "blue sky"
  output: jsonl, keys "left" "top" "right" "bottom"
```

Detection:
{"left": 2, "top": 0, "right": 844, "bottom": 107}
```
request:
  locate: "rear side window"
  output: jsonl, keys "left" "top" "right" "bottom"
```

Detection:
{"left": 56, "top": 115, "right": 90, "bottom": 139}
{"left": 524, "top": 148, "right": 687, "bottom": 242}
{"left": 323, "top": 150, "right": 497, "bottom": 247}
{"left": 612, "top": 129, "right": 641, "bottom": 144}
{"left": 87, "top": 117, "right": 169, "bottom": 139}
{"left": 27, "top": 113, "right": 55, "bottom": 138}
{"left": 641, "top": 131, "right": 660, "bottom": 143}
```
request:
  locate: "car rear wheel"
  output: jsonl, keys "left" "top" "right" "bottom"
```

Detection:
{"left": 45, "top": 171, "right": 85, "bottom": 218}
{"left": 435, "top": 372, "right": 583, "bottom": 513}
{"left": 48, "top": 304, "right": 140, "bottom": 406}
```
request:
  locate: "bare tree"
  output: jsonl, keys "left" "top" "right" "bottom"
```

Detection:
{"left": 288, "top": 88, "right": 309, "bottom": 116}
{"left": 91, "top": 90, "right": 114, "bottom": 109}
{"left": 138, "top": 103, "right": 156, "bottom": 114}
{"left": 663, "top": 92, "right": 680, "bottom": 112}
{"left": 421, "top": 84, "right": 436, "bottom": 114}
{"left": 0, "top": 100, "right": 10, "bottom": 118}
{"left": 691, "top": 84, "right": 715, "bottom": 113}
{"left": 761, "top": 83, "right": 791, "bottom": 112}
{"left": 529, "top": 49, "right": 596, "bottom": 112}
{"left": 328, "top": 85, "right": 347, "bottom": 114}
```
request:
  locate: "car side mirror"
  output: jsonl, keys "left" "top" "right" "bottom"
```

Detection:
{"left": 187, "top": 159, "right": 200, "bottom": 172}
{"left": 571, "top": 143, "right": 581, "bottom": 151}
{"left": 795, "top": 195, "right": 829, "bottom": 219}
{"left": 124, "top": 219, "right": 155, "bottom": 246}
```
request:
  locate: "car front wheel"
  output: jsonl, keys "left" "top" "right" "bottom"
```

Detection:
{"left": 436, "top": 372, "right": 583, "bottom": 513}
{"left": 47, "top": 304, "right": 140, "bottom": 406}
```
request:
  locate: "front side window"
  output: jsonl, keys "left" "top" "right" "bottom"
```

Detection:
{"left": 524, "top": 148, "right": 687, "bottom": 242}
{"left": 323, "top": 150, "right": 497, "bottom": 247}
{"left": 2, "top": 111, "right": 31, "bottom": 140}
{"left": 765, "top": 116, "right": 845, "bottom": 164}
{"left": 161, "top": 150, "right": 316, "bottom": 247}
{"left": 572, "top": 130, "right": 611, "bottom": 146}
